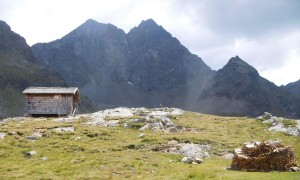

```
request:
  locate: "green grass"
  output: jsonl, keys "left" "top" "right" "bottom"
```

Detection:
{"left": 0, "top": 112, "right": 299, "bottom": 179}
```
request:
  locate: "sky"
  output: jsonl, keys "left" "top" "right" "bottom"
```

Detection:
{"left": 0, "top": 0, "right": 300, "bottom": 86}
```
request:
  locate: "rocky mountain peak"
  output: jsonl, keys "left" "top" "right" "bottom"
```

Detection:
{"left": 127, "top": 19, "right": 172, "bottom": 45}
{"left": 63, "top": 19, "right": 124, "bottom": 40}
{"left": 139, "top": 18, "right": 159, "bottom": 28}
{"left": 220, "top": 56, "right": 259, "bottom": 78}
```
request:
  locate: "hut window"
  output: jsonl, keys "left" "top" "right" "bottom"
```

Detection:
{"left": 27, "top": 106, "right": 31, "bottom": 110}
{"left": 54, "top": 95, "right": 61, "bottom": 99}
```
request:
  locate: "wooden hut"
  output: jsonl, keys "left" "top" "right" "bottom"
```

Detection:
{"left": 22, "top": 87, "right": 80, "bottom": 117}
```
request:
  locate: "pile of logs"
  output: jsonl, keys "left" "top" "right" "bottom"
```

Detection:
{"left": 231, "top": 141, "right": 298, "bottom": 171}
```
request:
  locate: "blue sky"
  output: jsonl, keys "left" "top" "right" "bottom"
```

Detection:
{"left": 1, "top": 0, "right": 300, "bottom": 85}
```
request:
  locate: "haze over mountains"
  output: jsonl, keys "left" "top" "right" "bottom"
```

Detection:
{"left": 1, "top": 19, "right": 300, "bottom": 118}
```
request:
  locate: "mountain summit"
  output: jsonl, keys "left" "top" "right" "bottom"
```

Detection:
{"left": 32, "top": 19, "right": 212, "bottom": 108}
{"left": 222, "top": 56, "right": 259, "bottom": 76}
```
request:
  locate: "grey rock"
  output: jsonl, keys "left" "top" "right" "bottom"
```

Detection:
{"left": 181, "top": 157, "right": 204, "bottom": 164}
{"left": 40, "top": 157, "right": 48, "bottom": 161}
{"left": 179, "top": 144, "right": 211, "bottom": 158}
{"left": 123, "top": 123, "right": 132, "bottom": 128}
{"left": 53, "top": 127, "right": 74, "bottom": 132}
{"left": 181, "top": 157, "right": 193, "bottom": 164}
{"left": 86, "top": 117, "right": 105, "bottom": 125}
{"left": 167, "top": 126, "right": 178, "bottom": 133}
{"left": 268, "top": 122, "right": 287, "bottom": 133}
{"left": 262, "top": 118, "right": 277, "bottom": 124}
{"left": 194, "top": 157, "right": 204, "bottom": 164}
{"left": 286, "top": 126, "right": 300, "bottom": 137}
{"left": 71, "top": 160, "right": 78, "bottom": 163}
{"left": 168, "top": 140, "right": 179, "bottom": 145}
{"left": 139, "top": 124, "right": 150, "bottom": 131}
{"left": 75, "top": 136, "right": 81, "bottom": 140}
{"left": 126, "top": 119, "right": 145, "bottom": 123}
{"left": 26, "top": 136, "right": 39, "bottom": 141}
{"left": 290, "top": 167, "right": 300, "bottom": 172}
{"left": 138, "top": 133, "right": 145, "bottom": 138}
{"left": 106, "top": 120, "right": 120, "bottom": 127}
{"left": 262, "top": 112, "right": 272, "bottom": 120}
{"left": 0, "top": 133, "right": 6, "bottom": 140}
{"left": 25, "top": 151, "right": 36, "bottom": 157}
{"left": 8, "top": 132, "right": 17, "bottom": 135}
{"left": 160, "top": 116, "right": 173, "bottom": 127}
{"left": 27, "top": 132, "right": 43, "bottom": 141}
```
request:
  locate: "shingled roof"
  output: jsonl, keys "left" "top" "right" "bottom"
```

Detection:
{"left": 22, "top": 87, "right": 79, "bottom": 95}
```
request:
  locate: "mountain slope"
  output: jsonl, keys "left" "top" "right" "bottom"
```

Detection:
{"left": 114, "top": 19, "right": 211, "bottom": 91}
{"left": 32, "top": 19, "right": 212, "bottom": 109}
{"left": 282, "top": 79, "right": 300, "bottom": 98}
{"left": 199, "top": 56, "right": 300, "bottom": 117}
{"left": 0, "top": 20, "right": 66, "bottom": 118}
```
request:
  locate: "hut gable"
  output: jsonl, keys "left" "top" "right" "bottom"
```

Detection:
{"left": 22, "top": 87, "right": 80, "bottom": 117}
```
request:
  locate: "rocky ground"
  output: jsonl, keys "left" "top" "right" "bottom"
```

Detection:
{"left": 257, "top": 112, "right": 300, "bottom": 137}
{"left": 1, "top": 108, "right": 300, "bottom": 178}
{"left": 1, "top": 107, "right": 211, "bottom": 165}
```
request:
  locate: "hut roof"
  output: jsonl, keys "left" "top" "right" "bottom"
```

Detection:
{"left": 22, "top": 87, "right": 79, "bottom": 95}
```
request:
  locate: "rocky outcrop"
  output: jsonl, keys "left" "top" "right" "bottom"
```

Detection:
{"left": 159, "top": 140, "right": 211, "bottom": 164}
{"left": 79, "top": 107, "right": 184, "bottom": 132}
{"left": 257, "top": 112, "right": 300, "bottom": 137}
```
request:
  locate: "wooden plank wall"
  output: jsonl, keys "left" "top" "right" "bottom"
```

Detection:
{"left": 25, "top": 94, "right": 74, "bottom": 115}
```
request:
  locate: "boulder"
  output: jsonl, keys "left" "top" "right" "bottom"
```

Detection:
{"left": 0, "top": 132, "right": 6, "bottom": 140}
{"left": 194, "top": 157, "right": 204, "bottom": 164}
{"left": 75, "top": 136, "right": 81, "bottom": 140}
{"left": 106, "top": 120, "right": 120, "bottom": 127}
{"left": 268, "top": 122, "right": 287, "bottom": 133}
{"left": 167, "top": 126, "right": 178, "bottom": 133}
{"left": 181, "top": 157, "right": 193, "bottom": 163}
{"left": 262, "top": 112, "right": 272, "bottom": 120}
{"left": 123, "top": 123, "right": 132, "bottom": 128}
{"left": 138, "top": 133, "right": 145, "bottom": 138}
{"left": 290, "top": 167, "right": 300, "bottom": 172}
{"left": 102, "top": 107, "right": 134, "bottom": 117}
{"left": 179, "top": 144, "right": 211, "bottom": 158}
{"left": 181, "top": 157, "right": 204, "bottom": 164}
{"left": 25, "top": 151, "right": 36, "bottom": 157}
{"left": 40, "top": 157, "right": 48, "bottom": 161}
{"left": 139, "top": 124, "right": 150, "bottom": 131}
{"left": 53, "top": 127, "right": 74, "bottom": 132}
{"left": 86, "top": 117, "right": 105, "bottom": 125}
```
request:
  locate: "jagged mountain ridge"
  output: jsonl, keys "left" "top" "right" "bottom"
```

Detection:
{"left": 31, "top": 19, "right": 300, "bottom": 118}
{"left": 0, "top": 20, "right": 67, "bottom": 118}
{"left": 32, "top": 19, "right": 212, "bottom": 109}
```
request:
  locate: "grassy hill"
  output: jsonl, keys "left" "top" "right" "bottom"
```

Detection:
{"left": 0, "top": 109, "right": 299, "bottom": 179}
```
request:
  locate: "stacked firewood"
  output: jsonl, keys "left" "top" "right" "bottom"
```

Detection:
{"left": 231, "top": 141, "right": 298, "bottom": 171}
